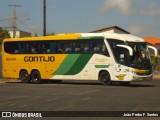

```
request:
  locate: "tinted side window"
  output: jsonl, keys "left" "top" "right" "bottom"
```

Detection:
{"left": 91, "top": 40, "right": 110, "bottom": 56}
{"left": 73, "top": 41, "right": 91, "bottom": 54}
{"left": 18, "top": 42, "right": 29, "bottom": 53}
{"left": 49, "top": 41, "right": 56, "bottom": 53}
{"left": 40, "top": 41, "right": 56, "bottom": 54}
{"left": 73, "top": 41, "right": 82, "bottom": 53}
{"left": 80, "top": 41, "right": 91, "bottom": 53}
{"left": 4, "top": 42, "right": 19, "bottom": 54}
{"left": 107, "top": 39, "right": 129, "bottom": 65}
{"left": 27, "top": 41, "right": 57, "bottom": 54}
{"left": 4, "top": 40, "right": 110, "bottom": 56}
{"left": 56, "top": 41, "right": 73, "bottom": 54}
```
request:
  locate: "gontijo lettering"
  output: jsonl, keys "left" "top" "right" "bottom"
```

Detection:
{"left": 24, "top": 56, "right": 55, "bottom": 62}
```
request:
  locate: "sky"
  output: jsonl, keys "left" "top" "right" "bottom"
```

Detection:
{"left": 0, "top": 0, "right": 160, "bottom": 37}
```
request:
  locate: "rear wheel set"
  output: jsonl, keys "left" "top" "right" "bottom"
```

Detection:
{"left": 19, "top": 70, "right": 30, "bottom": 83}
{"left": 30, "top": 71, "right": 41, "bottom": 84}
{"left": 19, "top": 70, "right": 41, "bottom": 84}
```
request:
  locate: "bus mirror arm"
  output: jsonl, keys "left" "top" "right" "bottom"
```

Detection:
{"left": 148, "top": 46, "right": 158, "bottom": 56}
{"left": 116, "top": 44, "right": 133, "bottom": 56}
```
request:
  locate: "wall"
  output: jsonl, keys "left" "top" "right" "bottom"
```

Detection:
{"left": 9, "top": 30, "right": 31, "bottom": 38}
{"left": 154, "top": 44, "right": 160, "bottom": 55}
{"left": 98, "top": 29, "right": 128, "bottom": 34}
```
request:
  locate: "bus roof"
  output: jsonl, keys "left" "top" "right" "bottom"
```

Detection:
{"left": 82, "top": 33, "right": 144, "bottom": 42}
{"left": 3, "top": 33, "right": 144, "bottom": 42}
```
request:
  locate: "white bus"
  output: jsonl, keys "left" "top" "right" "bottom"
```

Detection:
{"left": 2, "top": 33, "right": 157, "bottom": 85}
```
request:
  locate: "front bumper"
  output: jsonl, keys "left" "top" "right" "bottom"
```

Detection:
{"left": 132, "top": 74, "right": 153, "bottom": 82}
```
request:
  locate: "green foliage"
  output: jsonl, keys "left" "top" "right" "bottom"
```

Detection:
{"left": 0, "top": 27, "right": 10, "bottom": 43}
{"left": 151, "top": 55, "right": 160, "bottom": 71}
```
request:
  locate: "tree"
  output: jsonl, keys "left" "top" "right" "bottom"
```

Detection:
{"left": 151, "top": 55, "right": 160, "bottom": 72}
{"left": 0, "top": 27, "right": 10, "bottom": 43}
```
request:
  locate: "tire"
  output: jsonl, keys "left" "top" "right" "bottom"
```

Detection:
{"left": 99, "top": 72, "right": 111, "bottom": 85}
{"left": 31, "top": 71, "right": 41, "bottom": 84}
{"left": 19, "top": 70, "right": 30, "bottom": 83}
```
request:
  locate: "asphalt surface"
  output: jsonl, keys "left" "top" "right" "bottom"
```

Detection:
{"left": 0, "top": 80, "right": 160, "bottom": 112}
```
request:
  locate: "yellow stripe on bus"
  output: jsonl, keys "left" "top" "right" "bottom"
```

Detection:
{"left": 133, "top": 69, "right": 148, "bottom": 74}
{"left": 4, "top": 33, "right": 82, "bottom": 41}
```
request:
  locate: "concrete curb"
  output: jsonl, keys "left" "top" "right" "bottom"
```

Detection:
{"left": 0, "top": 79, "right": 20, "bottom": 83}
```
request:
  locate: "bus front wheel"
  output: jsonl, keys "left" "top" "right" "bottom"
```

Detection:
{"left": 19, "top": 70, "right": 30, "bottom": 83}
{"left": 31, "top": 71, "right": 41, "bottom": 84}
{"left": 99, "top": 72, "right": 111, "bottom": 85}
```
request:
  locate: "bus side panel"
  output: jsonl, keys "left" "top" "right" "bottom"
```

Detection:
{"left": 45, "top": 54, "right": 67, "bottom": 79}
{"left": 2, "top": 54, "right": 29, "bottom": 79}
{"left": 2, "top": 53, "right": 68, "bottom": 80}
{"left": 88, "top": 54, "right": 113, "bottom": 80}
{"left": 3, "top": 63, "right": 18, "bottom": 79}
{"left": 2, "top": 55, "right": 18, "bottom": 78}
{"left": 52, "top": 54, "right": 112, "bottom": 81}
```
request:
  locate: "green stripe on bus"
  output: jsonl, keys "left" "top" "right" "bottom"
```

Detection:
{"left": 65, "top": 54, "right": 93, "bottom": 75}
{"left": 95, "top": 65, "right": 110, "bottom": 68}
{"left": 78, "top": 36, "right": 104, "bottom": 40}
{"left": 54, "top": 54, "right": 93, "bottom": 75}
{"left": 54, "top": 54, "right": 81, "bottom": 75}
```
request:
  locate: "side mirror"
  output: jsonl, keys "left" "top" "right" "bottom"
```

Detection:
{"left": 148, "top": 46, "right": 158, "bottom": 56}
{"left": 116, "top": 44, "right": 133, "bottom": 56}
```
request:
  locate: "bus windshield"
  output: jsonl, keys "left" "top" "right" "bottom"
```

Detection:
{"left": 107, "top": 39, "right": 152, "bottom": 69}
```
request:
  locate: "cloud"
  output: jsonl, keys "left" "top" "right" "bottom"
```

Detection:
{"left": 100, "top": 0, "right": 160, "bottom": 16}
{"left": 100, "top": 0, "right": 133, "bottom": 15}
{"left": 127, "top": 24, "right": 160, "bottom": 37}
{"left": 128, "top": 24, "right": 146, "bottom": 35}
{"left": 140, "top": 9, "right": 160, "bottom": 15}
{"left": 139, "top": 1, "right": 160, "bottom": 15}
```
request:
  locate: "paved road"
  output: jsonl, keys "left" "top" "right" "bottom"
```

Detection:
{"left": 0, "top": 80, "right": 160, "bottom": 112}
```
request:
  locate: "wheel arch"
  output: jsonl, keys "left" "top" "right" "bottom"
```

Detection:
{"left": 31, "top": 69, "right": 40, "bottom": 74}
{"left": 98, "top": 69, "right": 112, "bottom": 81}
{"left": 19, "top": 69, "right": 29, "bottom": 76}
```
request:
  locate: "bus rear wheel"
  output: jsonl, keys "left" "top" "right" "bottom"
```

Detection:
{"left": 31, "top": 71, "right": 41, "bottom": 84}
{"left": 99, "top": 72, "right": 111, "bottom": 85}
{"left": 19, "top": 70, "right": 30, "bottom": 83}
